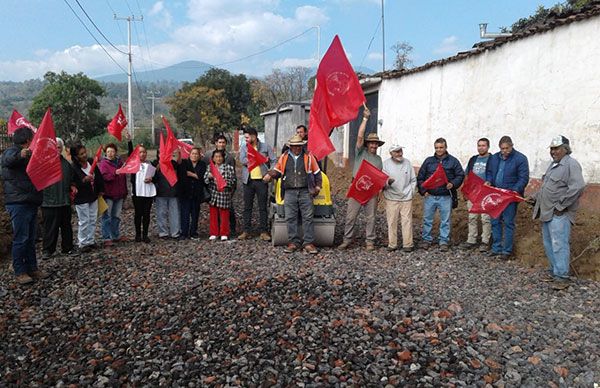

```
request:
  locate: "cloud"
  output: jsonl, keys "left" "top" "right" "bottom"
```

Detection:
{"left": 433, "top": 35, "right": 460, "bottom": 55}
{"left": 148, "top": 1, "right": 173, "bottom": 30}
{"left": 367, "top": 52, "right": 383, "bottom": 61}
{"left": 272, "top": 57, "right": 318, "bottom": 69}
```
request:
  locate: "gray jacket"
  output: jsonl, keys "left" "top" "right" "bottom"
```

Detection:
{"left": 239, "top": 140, "right": 276, "bottom": 185}
{"left": 532, "top": 154, "right": 585, "bottom": 223}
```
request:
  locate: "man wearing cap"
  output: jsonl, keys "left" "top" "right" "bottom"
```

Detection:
{"left": 529, "top": 136, "right": 585, "bottom": 288}
{"left": 264, "top": 134, "right": 322, "bottom": 254}
{"left": 485, "top": 135, "right": 529, "bottom": 260}
{"left": 417, "top": 138, "right": 465, "bottom": 252}
{"left": 338, "top": 107, "right": 384, "bottom": 251}
{"left": 382, "top": 144, "right": 417, "bottom": 252}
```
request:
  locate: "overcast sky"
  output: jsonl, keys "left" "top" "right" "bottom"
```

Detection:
{"left": 0, "top": 0, "right": 558, "bottom": 81}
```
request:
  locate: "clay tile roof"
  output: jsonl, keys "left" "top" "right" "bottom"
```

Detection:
{"left": 373, "top": 1, "right": 600, "bottom": 80}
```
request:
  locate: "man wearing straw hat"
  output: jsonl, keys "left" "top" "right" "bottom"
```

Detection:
{"left": 338, "top": 107, "right": 384, "bottom": 251}
{"left": 264, "top": 134, "right": 322, "bottom": 254}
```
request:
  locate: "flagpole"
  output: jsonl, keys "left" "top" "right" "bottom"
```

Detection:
{"left": 381, "top": 0, "right": 385, "bottom": 72}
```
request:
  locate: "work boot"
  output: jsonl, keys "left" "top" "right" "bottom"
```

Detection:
{"left": 365, "top": 242, "right": 376, "bottom": 251}
{"left": 338, "top": 240, "right": 351, "bottom": 250}
{"left": 238, "top": 232, "right": 251, "bottom": 240}
{"left": 402, "top": 246, "right": 414, "bottom": 253}
{"left": 304, "top": 244, "right": 318, "bottom": 254}
{"left": 479, "top": 243, "right": 489, "bottom": 253}
{"left": 439, "top": 244, "right": 449, "bottom": 252}
{"left": 259, "top": 232, "right": 271, "bottom": 242}
{"left": 16, "top": 273, "right": 34, "bottom": 285}
{"left": 29, "top": 270, "right": 50, "bottom": 280}
{"left": 283, "top": 243, "right": 298, "bottom": 253}
{"left": 420, "top": 241, "right": 432, "bottom": 250}
{"left": 459, "top": 242, "right": 477, "bottom": 250}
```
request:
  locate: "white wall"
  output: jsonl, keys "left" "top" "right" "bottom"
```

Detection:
{"left": 378, "top": 17, "right": 600, "bottom": 183}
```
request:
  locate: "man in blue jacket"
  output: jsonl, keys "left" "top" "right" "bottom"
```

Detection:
{"left": 417, "top": 138, "right": 464, "bottom": 251}
{"left": 485, "top": 136, "right": 529, "bottom": 259}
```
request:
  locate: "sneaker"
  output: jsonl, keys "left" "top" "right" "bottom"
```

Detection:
{"left": 402, "top": 246, "right": 414, "bottom": 253}
{"left": 63, "top": 249, "right": 78, "bottom": 256}
{"left": 103, "top": 240, "right": 114, "bottom": 247}
{"left": 338, "top": 240, "right": 351, "bottom": 250}
{"left": 386, "top": 246, "right": 397, "bottom": 252}
{"left": 550, "top": 278, "right": 571, "bottom": 290}
{"left": 220, "top": 236, "right": 228, "bottom": 241}
{"left": 486, "top": 251, "right": 501, "bottom": 257}
{"left": 439, "top": 244, "right": 449, "bottom": 252}
{"left": 238, "top": 232, "right": 251, "bottom": 240}
{"left": 29, "top": 270, "right": 50, "bottom": 280}
{"left": 259, "top": 232, "right": 272, "bottom": 242}
{"left": 459, "top": 242, "right": 477, "bottom": 250}
{"left": 479, "top": 244, "right": 489, "bottom": 253}
{"left": 421, "top": 241, "right": 432, "bottom": 250}
{"left": 209, "top": 235, "right": 217, "bottom": 241}
{"left": 16, "top": 273, "right": 34, "bottom": 285}
{"left": 365, "top": 242, "right": 376, "bottom": 251}
{"left": 304, "top": 244, "right": 319, "bottom": 254}
{"left": 283, "top": 243, "right": 298, "bottom": 253}
{"left": 540, "top": 272, "right": 555, "bottom": 282}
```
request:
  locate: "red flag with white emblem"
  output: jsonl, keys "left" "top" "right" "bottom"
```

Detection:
{"left": 26, "top": 108, "right": 62, "bottom": 190}
{"left": 7, "top": 109, "right": 37, "bottom": 135}
{"left": 346, "top": 160, "right": 388, "bottom": 205}
{"left": 107, "top": 104, "right": 128, "bottom": 141}
{"left": 116, "top": 145, "right": 141, "bottom": 174}
{"left": 469, "top": 182, "right": 524, "bottom": 219}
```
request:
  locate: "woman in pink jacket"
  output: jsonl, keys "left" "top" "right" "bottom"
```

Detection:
{"left": 99, "top": 140, "right": 129, "bottom": 246}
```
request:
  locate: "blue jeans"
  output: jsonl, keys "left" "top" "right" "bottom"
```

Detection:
{"left": 156, "top": 197, "right": 180, "bottom": 237}
{"left": 101, "top": 197, "right": 123, "bottom": 241}
{"left": 422, "top": 195, "right": 452, "bottom": 245}
{"left": 490, "top": 202, "right": 517, "bottom": 255}
{"left": 6, "top": 203, "right": 38, "bottom": 275}
{"left": 284, "top": 188, "right": 315, "bottom": 246}
{"left": 75, "top": 200, "right": 98, "bottom": 248}
{"left": 542, "top": 214, "right": 571, "bottom": 279}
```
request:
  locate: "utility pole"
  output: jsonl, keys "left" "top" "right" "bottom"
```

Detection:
{"left": 114, "top": 14, "right": 143, "bottom": 139}
{"left": 147, "top": 91, "right": 161, "bottom": 146}
{"left": 381, "top": 0, "right": 386, "bottom": 72}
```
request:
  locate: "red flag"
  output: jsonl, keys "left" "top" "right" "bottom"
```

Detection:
{"left": 346, "top": 160, "right": 388, "bottom": 205}
{"left": 246, "top": 141, "right": 268, "bottom": 172}
{"left": 159, "top": 128, "right": 178, "bottom": 187}
{"left": 7, "top": 110, "right": 37, "bottom": 135}
{"left": 308, "top": 35, "right": 366, "bottom": 160}
{"left": 116, "top": 145, "right": 141, "bottom": 174}
{"left": 88, "top": 145, "right": 103, "bottom": 177}
{"left": 209, "top": 160, "right": 227, "bottom": 192}
{"left": 421, "top": 163, "right": 448, "bottom": 190}
{"left": 107, "top": 104, "right": 128, "bottom": 141}
{"left": 178, "top": 141, "right": 193, "bottom": 159}
{"left": 26, "top": 108, "right": 62, "bottom": 190}
{"left": 461, "top": 171, "right": 485, "bottom": 202}
{"left": 162, "top": 116, "right": 193, "bottom": 159}
{"left": 469, "top": 184, "right": 524, "bottom": 219}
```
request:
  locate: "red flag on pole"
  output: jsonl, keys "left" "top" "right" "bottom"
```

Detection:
{"left": 421, "top": 163, "right": 448, "bottom": 191}
{"left": 162, "top": 116, "right": 192, "bottom": 159}
{"left": 89, "top": 145, "right": 103, "bottom": 177}
{"left": 461, "top": 171, "right": 485, "bottom": 202}
{"left": 469, "top": 183, "right": 524, "bottom": 219}
{"left": 308, "top": 35, "right": 366, "bottom": 160}
{"left": 246, "top": 141, "right": 268, "bottom": 172}
{"left": 159, "top": 128, "right": 178, "bottom": 187}
{"left": 209, "top": 159, "right": 227, "bottom": 192}
{"left": 346, "top": 160, "right": 388, "bottom": 205}
{"left": 107, "top": 104, "right": 128, "bottom": 141}
{"left": 26, "top": 108, "right": 62, "bottom": 191}
{"left": 116, "top": 145, "right": 141, "bottom": 174}
{"left": 7, "top": 109, "right": 37, "bottom": 135}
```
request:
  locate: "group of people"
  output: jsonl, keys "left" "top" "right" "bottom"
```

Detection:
{"left": 1, "top": 108, "right": 587, "bottom": 287}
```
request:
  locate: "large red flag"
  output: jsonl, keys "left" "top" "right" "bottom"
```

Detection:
{"left": 26, "top": 108, "right": 62, "bottom": 191}
{"left": 209, "top": 160, "right": 227, "bottom": 192}
{"left": 89, "top": 145, "right": 103, "bottom": 177}
{"left": 116, "top": 145, "right": 141, "bottom": 174}
{"left": 346, "top": 160, "right": 389, "bottom": 205}
{"left": 246, "top": 141, "right": 268, "bottom": 172}
{"left": 162, "top": 116, "right": 193, "bottom": 159}
{"left": 421, "top": 163, "right": 448, "bottom": 190}
{"left": 107, "top": 104, "right": 128, "bottom": 141}
{"left": 461, "top": 171, "right": 485, "bottom": 202}
{"left": 158, "top": 127, "right": 178, "bottom": 187}
{"left": 7, "top": 110, "right": 37, "bottom": 135}
{"left": 308, "top": 35, "right": 366, "bottom": 160}
{"left": 469, "top": 184, "right": 524, "bottom": 219}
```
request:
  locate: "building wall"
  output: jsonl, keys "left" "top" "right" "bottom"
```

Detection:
{"left": 377, "top": 17, "right": 600, "bottom": 188}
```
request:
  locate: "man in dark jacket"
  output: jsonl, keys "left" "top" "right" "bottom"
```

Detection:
{"left": 41, "top": 138, "right": 76, "bottom": 259}
{"left": 485, "top": 135, "right": 529, "bottom": 259}
{"left": 417, "top": 137, "right": 464, "bottom": 251}
{"left": 153, "top": 150, "right": 180, "bottom": 239}
{"left": 1, "top": 127, "right": 49, "bottom": 285}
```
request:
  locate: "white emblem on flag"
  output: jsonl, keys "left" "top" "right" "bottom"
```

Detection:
{"left": 355, "top": 175, "right": 374, "bottom": 191}
{"left": 326, "top": 72, "right": 351, "bottom": 96}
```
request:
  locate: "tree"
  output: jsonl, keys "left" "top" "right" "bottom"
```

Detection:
{"left": 166, "top": 84, "right": 231, "bottom": 143}
{"left": 252, "top": 67, "right": 314, "bottom": 111}
{"left": 391, "top": 41, "right": 413, "bottom": 71}
{"left": 29, "top": 71, "right": 107, "bottom": 143}
{"left": 505, "top": 1, "right": 594, "bottom": 33}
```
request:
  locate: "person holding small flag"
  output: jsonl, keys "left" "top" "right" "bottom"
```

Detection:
{"left": 177, "top": 147, "right": 207, "bottom": 240}
{"left": 264, "top": 134, "right": 322, "bottom": 254}
{"left": 204, "top": 150, "right": 236, "bottom": 241}
{"left": 153, "top": 148, "right": 181, "bottom": 239}
{"left": 126, "top": 141, "right": 157, "bottom": 243}
{"left": 416, "top": 138, "right": 464, "bottom": 252}
{"left": 238, "top": 127, "right": 275, "bottom": 241}
{"left": 99, "top": 137, "right": 129, "bottom": 246}
{"left": 485, "top": 135, "right": 529, "bottom": 260}
{"left": 338, "top": 107, "right": 385, "bottom": 251}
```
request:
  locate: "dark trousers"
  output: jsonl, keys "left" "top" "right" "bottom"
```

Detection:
{"left": 42, "top": 206, "right": 73, "bottom": 254}
{"left": 6, "top": 204, "right": 38, "bottom": 276}
{"left": 180, "top": 198, "right": 201, "bottom": 238}
{"left": 133, "top": 196, "right": 153, "bottom": 238}
{"left": 242, "top": 179, "right": 268, "bottom": 233}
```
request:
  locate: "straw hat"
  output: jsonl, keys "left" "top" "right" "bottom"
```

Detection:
{"left": 365, "top": 132, "right": 385, "bottom": 146}
{"left": 287, "top": 134, "right": 307, "bottom": 146}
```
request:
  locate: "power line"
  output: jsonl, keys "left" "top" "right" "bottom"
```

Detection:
{"left": 131, "top": 65, "right": 151, "bottom": 114}
{"left": 105, "top": 0, "right": 126, "bottom": 43}
{"left": 73, "top": 0, "right": 128, "bottom": 55}
{"left": 62, "top": 0, "right": 127, "bottom": 74}
{"left": 359, "top": 17, "right": 382, "bottom": 70}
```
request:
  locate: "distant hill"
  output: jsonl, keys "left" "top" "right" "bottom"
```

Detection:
{"left": 96, "top": 60, "right": 213, "bottom": 83}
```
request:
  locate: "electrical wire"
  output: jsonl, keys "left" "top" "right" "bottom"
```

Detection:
{"left": 73, "top": 0, "right": 128, "bottom": 55}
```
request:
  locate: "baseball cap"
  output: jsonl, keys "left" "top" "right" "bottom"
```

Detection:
{"left": 389, "top": 144, "right": 404, "bottom": 152}
{"left": 549, "top": 135, "right": 569, "bottom": 148}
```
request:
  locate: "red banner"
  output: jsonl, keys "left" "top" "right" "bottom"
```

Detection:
{"left": 469, "top": 181, "right": 524, "bottom": 219}
{"left": 209, "top": 159, "right": 227, "bottom": 192}
{"left": 246, "top": 141, "right": 268, "bottom": 172}
{"left": 89, "top": 145, "right": 103, "bottom": 177}
{"left": 116, "top": 145, "right": 141, "bottom": 174}
{"left": 346, "top": 159, "right": 388, "bottom": 205}
{"left": 107, "top": 104, "right": 128, "bottom": 141}
{"left": 461, "top": 171, "right": 484, "bottom": 202}
{"left": 7, "top": 109, "right": 37, "bottom": 135}
{"left": 421, "top": 163, "right": 448, "bottom": 190}
{"left": 158, "top": 128, "right": 178, "bottom": 187}
{"left": 308, "top": 35, "right": 366, "bottom": 160}
{"left": 26, "top": 108, "right": 62, "bottom": 190}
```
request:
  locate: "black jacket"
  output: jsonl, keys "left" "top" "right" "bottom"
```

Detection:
{"left": 152, "top": 159, "right": 179, "bottom": 197}
{"left": 177, "top": 159, "right": 207, "bottom": 200}
{"left": 0, "top": 144, "right": 43, "bottom": 205}
{"left": 72, "top": 158, "right": 105, "bottom": 205}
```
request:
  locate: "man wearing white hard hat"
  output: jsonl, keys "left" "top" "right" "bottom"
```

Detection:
{"left": 382, "top": 144, "right": 416, "bottom": 252}
{"left": 529, "top": 135, "right": 585, "bottom": 289}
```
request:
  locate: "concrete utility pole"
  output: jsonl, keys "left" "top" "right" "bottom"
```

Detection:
{"left": 147, "top": 91, "right": 161, "bottom": 146}
{"left": 381, "top": 0, "right": 386, "bottom": 72}
{"left": 114, "top": 14, "right": 143, "bottom": 139}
